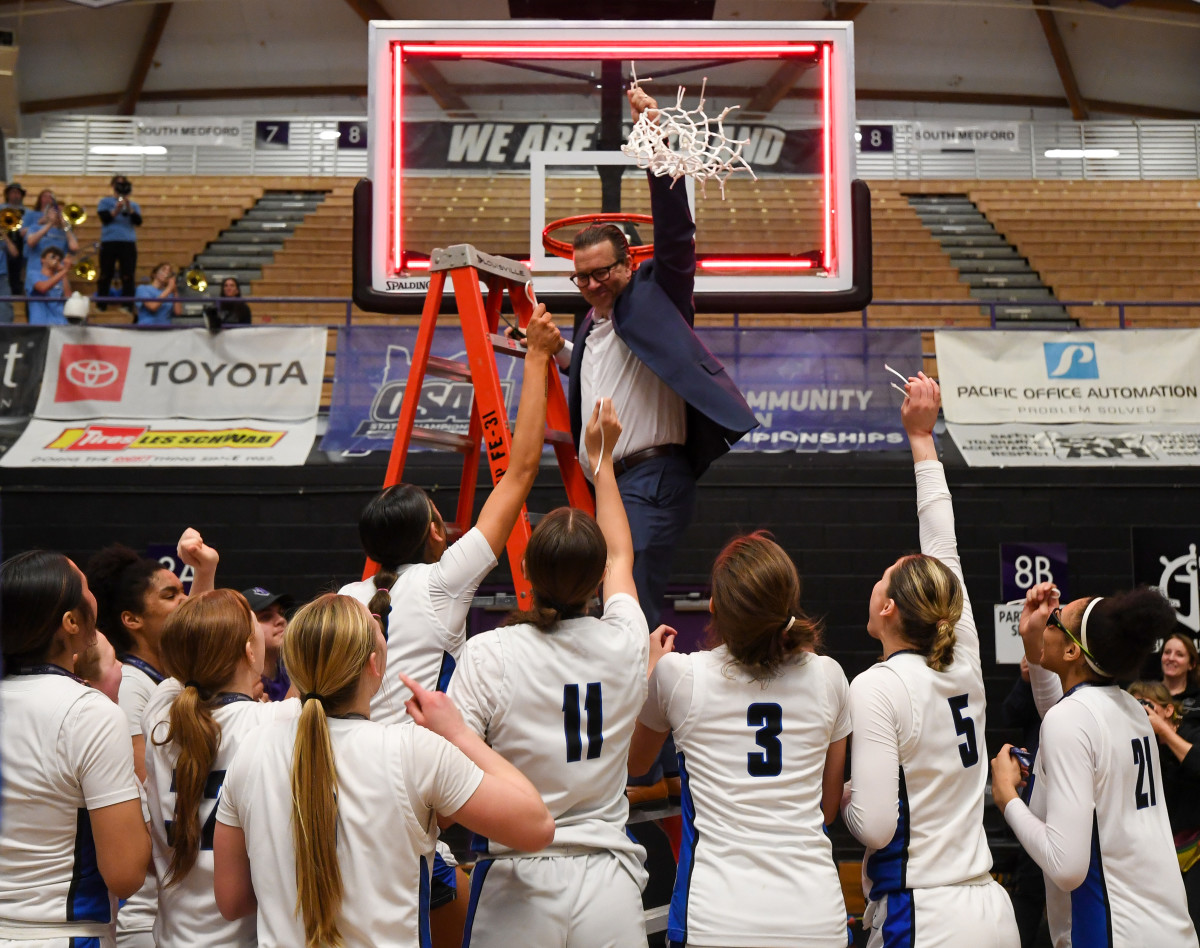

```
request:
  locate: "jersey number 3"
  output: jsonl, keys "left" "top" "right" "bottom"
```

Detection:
{"left": 747, "top": 702, "right": 783, "bottom": 777}
{"left": 563, "top": 683, "right": 604, "bottom": 762}
{"left": 948, "top": 694, "right": 979, "bottom": 767}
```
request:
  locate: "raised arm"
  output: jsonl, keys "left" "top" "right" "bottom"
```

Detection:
{"left": 176, "top": 526, "right": 219, "bottom": 595}
{"left": 630, "top": 86, "right": 696, "bottom": 319}
{"left": 473, "top": 306, "right": 561, "bottom": 557}
{"left": 584, "top": 398, "right": 636, "bottom": 603}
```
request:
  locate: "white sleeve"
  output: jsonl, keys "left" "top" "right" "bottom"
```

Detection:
{"left": 64, "top": 692, "right": 142, "bottom": 811}
{"left": 842, "top": 668, "right": 911, "bottom": 850}
{"left": 914, "top": 459, "right": 978, "bottom": 660}
{"left": 118, "top": 668, "right": 155, "bottom": 737}
{"left": 823, "top": 656, "right": 853, "bottom": 743}
{"left": 398, "top": 726, "right": 485, "bottom": 824}
{"left": 1002, "top": 699, "right": 1097, "bottom": 891}
{"left": 603, "top": 592, "right": 650, "bottom": 677}
{"left": 428, "top": 527, "right": 499, "bottom": 651}
{"left": 447, "top": 635, "right": 506, "bottom": 740}
{"left": 215, "top": 730, "right": 258, "bottom": 829}
{"left": 1029, "top": 662, "right": 1064, "bottom": 719}
{"left": 639, "top": 652, "right": 694, "bottom": 733}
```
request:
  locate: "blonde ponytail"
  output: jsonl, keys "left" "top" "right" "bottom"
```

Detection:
{"left": 283, "top": 594, "right": 378, "bottom": 948}
{"left": 886, "top": 554, "right": 964, "bottom": 671}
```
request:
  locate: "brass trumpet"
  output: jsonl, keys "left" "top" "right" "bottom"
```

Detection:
{"left": 0, "top": 207, "right": 22, "bottom": 232}
{"left": 61, "top": 203, "right": 87, "bottom": 230}
{"left": 73, "top": 257, "right": 98, "bottom": 281}
{"left": 181, "top": 267, "right": 208, "bottom": 293}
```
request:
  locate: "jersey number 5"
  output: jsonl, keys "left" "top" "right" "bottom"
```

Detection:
{"left": 563, "top": 683, "right": 604, "bottom": 763}
{"left": 1132, "top": 735, "right": 1158, "bottom": 809}
{"left": 747, "top": 702, "right": 783, "bottom": 777}
{"left": 948, "top": 694, "right": 979, "bottom": 767}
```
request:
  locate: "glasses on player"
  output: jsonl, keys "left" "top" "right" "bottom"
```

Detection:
{"left": 569, "top": 260, "right": 625, "bottom": 287}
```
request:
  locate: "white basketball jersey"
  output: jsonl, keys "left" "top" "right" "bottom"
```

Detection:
{"left": 340, "top": 526, "right": 496, "bottom": 726}
{"left": 448, "top": 592, "right": 649, "bottom": 876}
{"left": 0, "top": 671, "right": 140, "bottom": 936}
{"left": 1010, "top": 685, "right": 1198, "bottom": 948}
{"left": 216, "top": 716, "right": 483, "bottom": 948}
{"left": 115, "top": 660, "right": 162, "bottom": 937}
{"left": 143, "top": 682, "right": 299, "bottom": 948}
{"left": 640, "top": 648, "right": 851, "bottom": 948}
{"left": 845, "top": 461, "right": 996, "bottom": 899}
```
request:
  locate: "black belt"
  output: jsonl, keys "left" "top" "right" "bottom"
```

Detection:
{"left": 612, "top": 444, "right": 685, "bottom": 477}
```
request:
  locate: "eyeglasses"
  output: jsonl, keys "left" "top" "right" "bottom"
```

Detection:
{"left": 1048, "top": 606, "right": 1102, "bottom": 667}
{"left": 569, "top": 260, "right": 625, "bottom": 288}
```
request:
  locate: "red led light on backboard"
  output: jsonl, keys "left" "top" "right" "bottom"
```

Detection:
{"left": 389, "top": 39, "right": 837, "bottom": 276}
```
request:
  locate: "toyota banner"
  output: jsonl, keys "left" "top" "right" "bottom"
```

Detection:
{"left": 1, "top": 326, "right": 327, "bottom": 467}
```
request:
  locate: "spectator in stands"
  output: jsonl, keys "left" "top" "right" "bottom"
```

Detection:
{"left": 0, "top": 224, "right": 16, "bottom": 325}
{"left": 22, "top": 189, "right": 79, "bottom": 261}
{"left": 135, "top": 263, "right": 182, "bottom": 326}
{"left": 25, "top": 246, "right": 70, "bottom": 325}
{"left": 3, "top": 182, "right": 27, "bottom": 299}
{"left": 1162, "top": 631, "right": 1200, "bottom": 717}
{"left": 97, "top": 175, "right": 142, "bottom": 312}
{"left": 242, "top": 586, "right": 292, "bottom": 702}
{"left": 203, "top": 277, "right": 252, "bottom": 333}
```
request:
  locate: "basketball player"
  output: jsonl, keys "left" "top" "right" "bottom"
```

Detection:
{"left": 447, "top": 399, "right": 652, "bottom": 948}
{"left": 993, "top": 581, "right": 1199, "bottom": 948}
{"left": 841, "top": 373, "right": 1020, "bottom": 948}
{"left": 86, "top": 529, "right": 217, "bottom": 948}
{"left": 212, "top": 594, "right": 554, "bottom": 948}
{"left": 338, "top": 305, "right": 562, "bottom": 725}
{"left": 143, "top": 590, "right": 298, "bottom": 948}
{"left": 0, "top": 551, "right": 149, "bottom": 947}
{"left": 629, "top": 531, "right": 852, "bottom": 947}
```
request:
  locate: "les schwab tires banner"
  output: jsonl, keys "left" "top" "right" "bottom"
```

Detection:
{"left": 936, "top": 330, "right": 1200, "bottom": 467}
{"left": 1, "top": 326, "right": 326, "bottom": 467}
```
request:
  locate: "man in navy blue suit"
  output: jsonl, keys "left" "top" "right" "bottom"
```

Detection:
{"left": 551, "top": 86, "right": 757, "bottom": 629}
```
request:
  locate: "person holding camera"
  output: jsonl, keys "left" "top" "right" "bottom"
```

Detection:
{"left": 97, "top": 175, "right": 142, "bottom": 311}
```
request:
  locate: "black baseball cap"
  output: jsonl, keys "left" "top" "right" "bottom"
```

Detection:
{"left": 5, "top": 182, "right": 24, "bottom": 197}
{"left": 241, "top": 586, "right": 294, "bottom": 613}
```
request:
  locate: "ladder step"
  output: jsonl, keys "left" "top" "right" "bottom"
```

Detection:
{"left": 426, "top": 355, "right": 471, "bottom": 381}
{"left": 544, "top": 427, "right": 573, "bottom": 445}
{"left": 411, "top": 427, "right": 476, "bottom": 452}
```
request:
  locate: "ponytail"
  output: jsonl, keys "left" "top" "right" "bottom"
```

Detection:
{"left": 156, "top": 589, "right": 256, "bottom": 886}
{"left": 284, "top": 594, "right": 378, "bottom": 948}
{"left": 291, "top": 696, "right": 343, "bottom": 948}
{"left": 887, "top": 554, "right": 963, "bottom": 671}
{"left": 367, "top": 568, "right": 397, "bottom": 641}
{"left": 162, "top": 683, "right": 220, "bottom": 885}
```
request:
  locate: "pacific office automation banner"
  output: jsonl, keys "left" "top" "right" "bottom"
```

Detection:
{"left": 1, "top": 327, "right": 327, "bottom": 467}
{"left": 0, "top": 327, "right": 50, "bottom": 459}
{"left": 936, "top": 330, "right": 1200, "bottom": 467}
{"left": 403, "top": 121, "right": 822, "bottom": 174}
{"left": 323, "top": 327, "right": 923, "bottom": 456}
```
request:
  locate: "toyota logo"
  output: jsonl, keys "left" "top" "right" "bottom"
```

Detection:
{"left": 65, "top": 359, "right": 120, "bottom": 389}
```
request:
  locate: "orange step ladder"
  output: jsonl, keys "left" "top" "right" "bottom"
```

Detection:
{"left": 365, "top": 244, "right": 595, "bottom": 609}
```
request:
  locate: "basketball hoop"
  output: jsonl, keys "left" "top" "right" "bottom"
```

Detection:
{"left": 542, "top": 212, "right": 656, "bottom": 265}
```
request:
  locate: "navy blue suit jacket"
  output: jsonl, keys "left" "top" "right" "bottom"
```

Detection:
{"left": 567, "top": 172, "right": 758, "bottom": 478}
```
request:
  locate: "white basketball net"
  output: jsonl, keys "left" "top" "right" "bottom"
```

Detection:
{"left": 621, "top": 69, "right": 757, "bottom": 199}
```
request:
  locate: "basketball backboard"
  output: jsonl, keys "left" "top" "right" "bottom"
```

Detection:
{"left": 355, "top": 20, "right": 871, "bottom": 314}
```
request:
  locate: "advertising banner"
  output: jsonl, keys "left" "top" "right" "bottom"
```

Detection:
{"left": 323, "top": 327, "right": 924, "bottom": 456}
{"left": 2, "top": 327, "right": 326, "bottom": 467}
{"left": 937, "top": 330, "right": 1200, "bottom": 467}
{"left": 404, "top": 121, "right": 822, "bottom": 174}
{"left": 0, "top": 327, "right": 49, "bottom": 459}
{"left": 936, "top": 330, "right": 1200, "bottom": 426}
{"left": 912, "top": 121, "right": 1021, "bottom": 152}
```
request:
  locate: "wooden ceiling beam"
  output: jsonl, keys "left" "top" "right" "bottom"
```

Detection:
{"left": 339, "top": 0, "right": 391, "bottom": 22}
{"left": 117, "top": 2, "right": 172, "bottom": 116}
{"left": 1032, "top": 0, "right": 1088, "bottom": 120}
{"left": 404, "top": 59, "right": 473, "bottom": 117}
